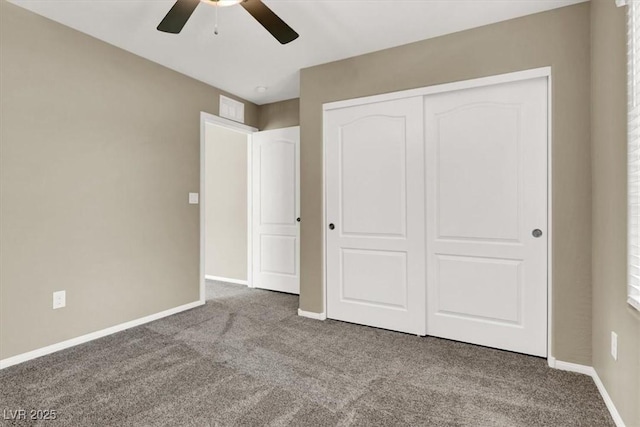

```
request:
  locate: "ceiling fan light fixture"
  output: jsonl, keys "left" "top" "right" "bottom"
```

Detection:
{"left": 158, "top": 0, "right": 298, "bottom": 44}
{"left": 200, "top": 0, "right": 242, "bottom": 7}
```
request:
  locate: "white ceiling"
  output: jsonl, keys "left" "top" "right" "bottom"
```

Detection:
{"left": 9, "top": 0, "right": 587, "bottom": 105}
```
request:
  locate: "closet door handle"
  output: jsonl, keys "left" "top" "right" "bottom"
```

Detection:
{"left": 532, "top": 229, "right": 543, "bottom": 238}
{"left": 329, "top": 223, "right": 335, "bottom": 230}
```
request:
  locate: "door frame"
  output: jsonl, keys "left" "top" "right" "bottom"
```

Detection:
{"left": 199, "top": 112, "right": 258, "bottom": 303}
{"left": 322, "top": 67, "right": 554, "bottom": 362}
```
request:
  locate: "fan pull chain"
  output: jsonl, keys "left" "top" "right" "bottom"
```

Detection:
{"left": 214, "top": 4, "right": 219, "bottom": 35}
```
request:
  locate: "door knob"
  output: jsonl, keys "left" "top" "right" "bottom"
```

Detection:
{"left": 297, "top": 217, "right": 301, "bottom": 222}
{"left": 329, "top": 223, "right": 335, "bottom": 230}
{"left": 532, "top": 229, "right": 543, "bottom": 238}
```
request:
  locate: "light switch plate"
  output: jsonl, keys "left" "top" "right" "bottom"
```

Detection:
{"left": 189, "top": 193, "right": 199, "bottom": 205}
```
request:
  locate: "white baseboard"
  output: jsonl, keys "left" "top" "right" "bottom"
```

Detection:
{"left": 550, "top": 358, "right": 626, "bottom": 427}
{"left": 0, "top": 300, "right": 205, "bottom": 370}
{"left": 297, "top": 309, "right": 326, "bottom": 320}
{"left": 551, "top": 358, "right": 596, "bottom": 376}
{"left": 591, "top": 368, "right": 627, "bottom": 427}
{"left": 205, "top": 275, "right": 248, "bottom": 286}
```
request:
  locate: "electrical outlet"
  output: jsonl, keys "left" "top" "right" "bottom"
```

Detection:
{"left": 611, "top": 331, "right": 618, "bottom": 361}
{"left": 53, "top": 290, "right": 66, "bottom": 309}
{"left": 188, "top": 192, "right": 199, "bottom": 205}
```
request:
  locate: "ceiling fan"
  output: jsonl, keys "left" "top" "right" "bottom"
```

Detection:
{"left": 157, "top": 0, "right": 299, "bottom": 45}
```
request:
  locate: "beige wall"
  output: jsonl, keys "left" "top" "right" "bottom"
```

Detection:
{"left": 0, "top": 1, "right": 258, "bottom": 359}
{"left": 205, "top": 123, "right": 248, "bottom": 281}
{"left": 258, "top": 98, "right": 300, "bottom": 131}
{"left": 591, "top": 1, "right": 640, "bottom": 426}
{"left": 300, "top": 3, "right": 592, "bottom": 365}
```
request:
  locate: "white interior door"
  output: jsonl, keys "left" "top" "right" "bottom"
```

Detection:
{"left": 252, "top": 126, "right": 300, "bottom": 294}
{"left": 425, "top": 77, "right": 548, "bottom": 357}
{"left": 325, "top": 97, "right": 426, "bottom": 335}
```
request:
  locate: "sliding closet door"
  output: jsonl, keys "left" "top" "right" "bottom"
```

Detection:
{"left": 325, "top": 97, "right": 426, "bottom": 335}
{"left": 424, "top": 78, "right": 548, "bottom": 357}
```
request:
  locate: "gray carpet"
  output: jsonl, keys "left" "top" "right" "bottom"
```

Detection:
{"left": 0, "top": 281, "right": 613, "bottom": 426}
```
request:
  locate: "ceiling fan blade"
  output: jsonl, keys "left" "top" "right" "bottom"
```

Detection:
{"left": 240, "top": 0, "right": 299, "bottom": 45}
{"left": 157, "top": 0, "right": 200, "bottom": 34}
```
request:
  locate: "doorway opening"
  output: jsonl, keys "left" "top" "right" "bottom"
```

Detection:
{"left": 199, "top": 112, "right": 256, "bottom": 301}
{"left": 199, "top": 112, "right": 301, "bottom": 301}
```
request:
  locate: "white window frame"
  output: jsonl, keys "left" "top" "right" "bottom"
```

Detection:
{"left": 626, "top": 0, "right": 640, "bottom": 311}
